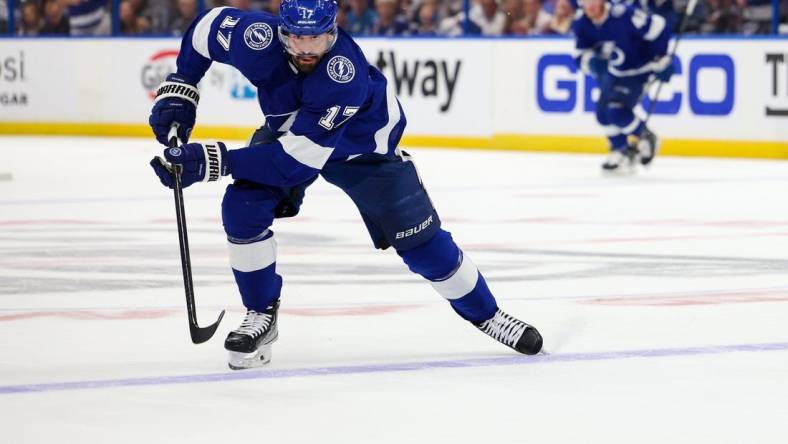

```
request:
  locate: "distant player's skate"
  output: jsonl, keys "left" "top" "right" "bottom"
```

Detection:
{"left": 475, "top": 309, "right": 543, "bottom": 355}
{"left": 631, "top": 127, "right": 659, "bottom": 166}
{"left": 225, "top": 301, "right": 279, "bottom": 370}
{"left": 601, "top": 150, "right": 637, "bottom": 175}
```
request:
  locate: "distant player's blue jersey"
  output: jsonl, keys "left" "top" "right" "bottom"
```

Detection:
{"left": 612, "top": 0, "right": 676, "bottom": 28}
{"left": 572, "top": 0, "right": 675, "bottom": 18}
{"left": 613, "top": 0, "right": 673, "bottom": 14}
{"left": 572, "top": 4, "right": 671, "bottom": 78}
{"left": 174, "top": 7, "right": 405, "bottom": 188}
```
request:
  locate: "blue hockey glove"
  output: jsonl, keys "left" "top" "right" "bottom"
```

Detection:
{"left": 150, "top": 142, "right": 231, "bottom": 189}
{"left": 149, "top": 73, "right": 200, "bottom": 146}
{"left": 653, "top": 55, "right": 674, "bottom": 83}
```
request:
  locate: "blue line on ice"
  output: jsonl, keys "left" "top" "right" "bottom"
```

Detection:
{"left": 2, "top": 342, "right": 787, "bottom": 395}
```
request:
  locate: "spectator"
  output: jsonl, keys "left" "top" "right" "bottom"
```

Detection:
{"left": 229, "top": 0, "right": 253, "bottom": 10}
{"left": 119, "top": 0, "right": 151, "bottom": 34}
{"left": 19, "top": 1, "right": 44, "bottom": 36}
{"left": 432, "top": 0, "right": 463, "bottom": 18}
{"left": 468, "top": 0, "right": 507, "bottom": 35}
{"left": 63, "top": 0, "right": 111, "bottom": 35}
{"left": 170, "top": 0, "right": 198, "bottom": 35}
{"left": 782, "top": 0, "right": 788, "bottom": 33}
{"left": 0, "top": 0, "right": 8, "bottom": 33}
{"left": 40, "top": 0, "right": 70, "bottom": 34}
{"left": 701, "top": 0, "right": 743, "bottom": 33}
{"left": 337, "top": 2, "right": 348, "bottom": 28}
{"left": 411, "top": 0, "right": 442, "bottom": 35}
{"left": 399, "top": 0, "right": 415, "bottom": 18}
{"left": 502, "top": 0, "right": 525, "bottom": 34}
{"left": 346, "top": 0, "right": 377, "bottom": 35}
{"left": 371, "top": 0, "right": 410, "bottom": 35}
{"left": 146, "top": 0, "right": 176, "bottom": 34}
{"left": 544, "top": 0, "right": 573, "bottom": 35}
{"left": 513, "top": 0, "right": 552, "bottom": 34}
{"left": 265, "top": 0, "right": 281, "bottom": 15}
{"left": 739, "top": 0, "right": 774, "bottom": 34}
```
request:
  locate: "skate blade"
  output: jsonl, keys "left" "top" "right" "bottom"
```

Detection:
{"left": 227, "top": 344, "right": 273, "bottom": 370}
{"left": 601, "top": 166, "right": 637, "bottom": 176}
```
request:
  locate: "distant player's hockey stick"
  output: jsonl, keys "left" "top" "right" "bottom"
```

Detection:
{"left": 642, "top": 0, "right": 699, "bottom": 127}
{"left": 153, "top": 125, "right": 225, "bottom": 344}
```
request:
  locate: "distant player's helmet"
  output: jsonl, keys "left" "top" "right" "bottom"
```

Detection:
{"left": 278, "top": 0, "right": 338, "bottom": 57}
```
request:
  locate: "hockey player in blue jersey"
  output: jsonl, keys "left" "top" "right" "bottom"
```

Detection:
{"left": 149, "top": 0, "right": 543, "bottom": 369}
{"left": 572, "top": 0, "right": 674, "bottom": 172}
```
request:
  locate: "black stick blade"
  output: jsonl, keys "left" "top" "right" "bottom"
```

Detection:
{"left": 189, "top": 310, "right": 226, "bottom": 344}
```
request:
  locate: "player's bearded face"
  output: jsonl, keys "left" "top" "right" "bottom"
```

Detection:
{"left": 284, "top": 33, "right": 334, "bottom": 73}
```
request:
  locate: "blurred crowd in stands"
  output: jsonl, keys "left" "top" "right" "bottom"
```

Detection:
{"left": 3, "top": 0, "right": 787, "bottom": 36}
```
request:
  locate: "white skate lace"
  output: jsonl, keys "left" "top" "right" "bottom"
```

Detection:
{"left": 478, "top": 310, "right": 526, "bottom": 347}
{"left": 233, "top": 310, "right": 273, "bottom": 338}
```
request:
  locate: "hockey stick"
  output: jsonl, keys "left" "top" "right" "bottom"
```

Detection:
{"left": 156, "top": 125, "right": 225, "bottom": 344}
{"left": 642, "top": 0, "right": 699, "bottom": 127}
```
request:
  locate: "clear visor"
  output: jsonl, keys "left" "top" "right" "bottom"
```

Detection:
{"left": 278, "top": 28, "right": 336, "bottom": 58}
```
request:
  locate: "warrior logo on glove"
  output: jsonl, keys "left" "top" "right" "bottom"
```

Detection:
{"left": 151, "top": 141, "right": 231, "bottom": 189}
{"left": 205, "top": 143, "right": 222, "bottom": 182}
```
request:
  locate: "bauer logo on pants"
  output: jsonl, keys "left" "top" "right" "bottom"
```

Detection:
{"left": 395, "top": 215, "right": 433, "bottom": 240}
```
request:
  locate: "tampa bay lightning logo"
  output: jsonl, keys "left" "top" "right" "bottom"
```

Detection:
{"left": 609, "top": 47, "right": 626, "bottom": 67}
{"left": 168, "top": 147, "right": 182, "bottom": 157}
{"left": 244, "top": 23, "right": 273, "bottom": 50}
{"left": 327, "top": 56, "right": 355, "bottom": 84}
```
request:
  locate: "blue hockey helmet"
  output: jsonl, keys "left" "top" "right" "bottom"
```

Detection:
{"left": 279, "top": 0, "right": 338, "bottom": 36}
{"left": 278, "top": 0, "right": 338, "bottom": 59}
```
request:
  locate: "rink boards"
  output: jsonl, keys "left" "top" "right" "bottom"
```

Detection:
{"left": 0, "top": 36, "right": 786, "bottom": 158}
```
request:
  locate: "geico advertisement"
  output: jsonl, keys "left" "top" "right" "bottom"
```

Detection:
{"left": 359, "top": 39, "right": 493, "bottom": 136}
{"left": 507, "top": 39, "right": 788, "bottom": 140}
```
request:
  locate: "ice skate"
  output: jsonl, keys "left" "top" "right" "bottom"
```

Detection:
{"left": 601, "top": 150, "right": 636, "bottom": 175}
{"left": 225, "top": 301, "right": 279, "bottom": 370}
{"left": 475, "top": 309, "right": 543, "bottom": 355}
{"left": 634, "top": 127, "right": 659, "bottom": 166}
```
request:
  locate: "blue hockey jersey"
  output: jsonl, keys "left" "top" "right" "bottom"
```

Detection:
{"left": 572, "top": 3, "right": 671, "bottom": 78}
{"left": 613, "top": 0, "right": 674, "bottom": 16}
{"left": 174, "top": 7, "right": 405, "bottom": 188}
{"left": 572, "top": 0, "right": 675, "bottom": 20}
{"left": 612, "top": 0, "right": 677, "bottom": 28}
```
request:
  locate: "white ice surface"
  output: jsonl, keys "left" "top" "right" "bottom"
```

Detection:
{"left": 1, "top": 137, "right": 787, "bottom": 443}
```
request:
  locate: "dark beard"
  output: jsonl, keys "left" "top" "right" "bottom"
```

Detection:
{"left": 290, "top": 54, "right": 321, "bottom": 73}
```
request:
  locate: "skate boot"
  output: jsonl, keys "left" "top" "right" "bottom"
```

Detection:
{"left": 601, "top": 149, "right": 636, "bottom": 174}
{"left": 225, "top": 301, "right": 279, "bottom": 370}
{"left": 634, "top": 127, "right": 659, "bottom": 166}
{"left": 474, "top": 309, "right": 543, "bottom": 355}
